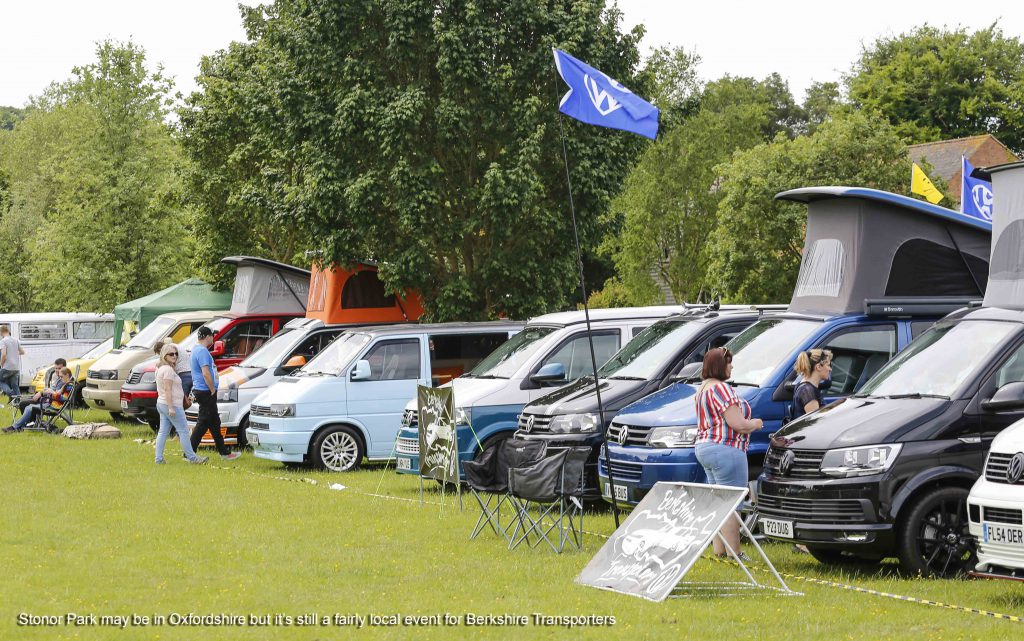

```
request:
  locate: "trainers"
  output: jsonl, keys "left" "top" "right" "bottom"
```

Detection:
{"left": 2, "top": 426, "right": 21, "bottom": 434}
{"left": 221, "top": 451, "right": 241, "bottom": 461}
{"left": 154, "top": 459, "right": 167, "bottom": 465}
{"left": 189, "top": 455, "right": 209, "bottom": 465}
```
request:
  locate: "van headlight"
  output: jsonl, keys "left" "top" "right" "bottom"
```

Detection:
{"left": 820, "top": 444, "right": 902, "bottom": 477}
{"left": 548, "top": 413, "right": 600, "bottom": 433}
{"left": 454, "top": 407, "right": 470, "bottom": 426}
{"left": 217, "top": 387, "right": 238, "bottom": 403}
{"left": 647, "top": 426, "right": 698, "bottom": 448}
{"left": 140, "top": 371, "right": 156, "bottom": 384}
{"left": 266, "top": 403, "right": 296, "bottom": 418}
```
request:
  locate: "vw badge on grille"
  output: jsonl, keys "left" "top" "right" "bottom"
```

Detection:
{"left": 779, "top": 449, "right": 796, "bottom": 476}
{"left": 1007, "top": 452, "right": 1024, "bottom": 485}
{"left": 523, "top": 414, "right": 535, "bottom": 433}
{"left": 617, "top": 425, "right": 629, "bottom": 445}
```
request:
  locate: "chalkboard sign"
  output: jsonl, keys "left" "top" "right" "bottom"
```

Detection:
{"left": 417, "top": 385, "right": 459, "bottom": 483}
{"left": 576, "top": 481, "right": 746, "bottom": 602}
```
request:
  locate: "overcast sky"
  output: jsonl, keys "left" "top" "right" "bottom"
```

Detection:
{"left": 3, "top": 1, "right": 1024, "bottom": 107}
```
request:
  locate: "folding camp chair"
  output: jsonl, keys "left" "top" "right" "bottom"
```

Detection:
{"left": 507, "top": 446, "right": 590, "bottom": 553}
{"left": 30, "top": 366, "right": 79, "bottom": 434}
{"left": 464, "top": 438, "right": 546, "bottom": 542}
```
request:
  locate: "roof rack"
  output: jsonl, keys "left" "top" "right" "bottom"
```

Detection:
{"left": 863, "top": 297, "right": 979, "bottom": 318}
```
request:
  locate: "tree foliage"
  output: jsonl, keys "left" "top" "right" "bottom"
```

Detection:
{"left": 188, "top": 0, "right": 648, "bottom": 320}
{"left": 0, "top": 41, "right": 189, "bottom": 312}
{"left": 847, "top": 24, "right": 1024, "bottom": 153}
{"left": 707, "top": 111, "right": 909, "bottom": 303}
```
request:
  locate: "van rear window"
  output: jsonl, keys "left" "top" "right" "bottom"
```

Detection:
{"left": 20, "top": 323, "right": 68, "bottom": 341}
{"left": 430, "top": 333, "right": 511, "bottom": 384}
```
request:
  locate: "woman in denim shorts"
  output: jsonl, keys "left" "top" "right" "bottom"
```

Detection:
{"left": 694, "top": 347, "right": 763, "bottom": 557}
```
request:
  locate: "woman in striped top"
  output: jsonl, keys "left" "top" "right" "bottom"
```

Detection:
{"left": 694, "top": 347, "right": 763, "bottom": 557}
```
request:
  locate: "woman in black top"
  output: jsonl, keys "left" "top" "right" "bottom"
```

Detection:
{"left": 792, "top": 349, "right": 833, "bottom": 419}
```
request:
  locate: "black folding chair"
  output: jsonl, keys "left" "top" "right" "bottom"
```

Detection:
{"left": 465, "top": 438, "right": 546, "bottom": 542}
{"left": 507, "top": 446, "right": 590, "bottom": 553}
{"left": 35, "top": 367, "right": 79, "bottom": 434}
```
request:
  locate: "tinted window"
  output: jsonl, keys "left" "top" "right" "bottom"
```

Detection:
{"left": 681, "top": 327, "right": 745, "bottom": 368}
{"left": 365, "top": 339, "right": 421, "bottom": 381}
{"left": 431, "top": 333, "right": 512, "bottom": 384}
{"left": 910, "top": 321, "right": 933, "bottom": 339}
{"left": 20, "top": 323, "right": 68, "bottom": 340}
{"left": 466, "top": 327, "right": 557, "bottom": 379}
{"left": 341, "top": 271, "right": 396, "bottom": 309}
{"left": 819, "top": 325, "right": 896, "bottom": 396}
{"left": 886, "top": 238, "right": 986, "bottom": 297}
{"left": 544, "top": 332, "right": 619, "bottom": 380}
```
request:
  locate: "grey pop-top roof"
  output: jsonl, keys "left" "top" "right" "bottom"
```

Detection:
{"left": 775, "top": 187, "right": 992, "bottom": 316}
{"left": 976, "top": 162, "right": 1024, "bottom": 310}
{"left": 221, "top": 256, "right": 311, "bottom": 315}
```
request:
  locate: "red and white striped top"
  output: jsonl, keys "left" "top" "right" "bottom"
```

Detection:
{"left": 695, "top": 380, "right": 752, "bottom": 450}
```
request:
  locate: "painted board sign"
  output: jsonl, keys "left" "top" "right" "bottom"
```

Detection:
{"left": 576, "top": 481, "right": 746, "bottom": 602}
{"left": 417, "top": 385, "right": 459, "bottom": 483}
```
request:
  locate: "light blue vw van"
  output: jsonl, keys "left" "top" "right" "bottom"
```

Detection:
{"left": 247, "top": 322, "right": 521, "bottom": 471}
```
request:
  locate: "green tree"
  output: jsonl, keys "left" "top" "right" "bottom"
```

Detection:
{"left": 0, "top": 106, "right": 26, "bottom": 131}
{"left": 0, "top": 41, "right": 189, "bottom": 312}
{"left": 641, "top": 46, "right": 702, "bottom": 130}
{"left": 605, "top": 75, "right": 796, "bottom": 304}
{"left": 198, "top": 0, "right": 649, "bottom": 320}
{"left": 707, "top": 111, "right": 909, "bottom": 303}
{"left": 847, "top": 24, "right": 1024, "bottom": 152}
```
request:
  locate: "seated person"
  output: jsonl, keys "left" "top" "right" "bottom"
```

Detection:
{"left": 4, "top": 367, "right": 74, "bottom": 433}
{"left": 19, "top": 358, "right": 67, "bottom": 414}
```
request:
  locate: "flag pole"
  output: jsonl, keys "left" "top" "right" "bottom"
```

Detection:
{"left": 555, "top": 113, "right": 621, "bottom": 528}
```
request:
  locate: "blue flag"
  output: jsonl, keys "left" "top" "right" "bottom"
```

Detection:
{"left": 553, "top": 49, "right": 659, "bottom": 140}
{"left": 962, "top": 156, "right": 994, "bottom": 222}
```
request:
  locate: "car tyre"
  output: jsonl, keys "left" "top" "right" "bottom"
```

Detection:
{"left": 236, "top": 416, "right": 249, "bottom": 449}
{"left": 109, "top": 411, "right": 124, "bottom": 421}
{"left": 311, "top": 425, "right": 364, "bottom": 472}
{"left": 897, "top": 486, "right": 976, "bottom": 577}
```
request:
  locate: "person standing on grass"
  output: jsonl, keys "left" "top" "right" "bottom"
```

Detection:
{"left": 693, "top": 347, "right": 763, "bottom": 560}
{"left": 155, "top": 343, "right": 207, "bottom": 465}
{"left": 0, "top": 324, "right": 25, "bottom": 403}
{"left": 3, "top": 367, "right": 73, "bottom": 433}
{"left": 188, "top": 326, "right": 240, "bottom": 460}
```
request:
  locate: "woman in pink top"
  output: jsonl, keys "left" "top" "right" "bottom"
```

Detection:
{"left": 154, "top": 343, "right": 207, "bottom": 465}
{"left": 694, "top": 347, "right": 763, "bottom": 557}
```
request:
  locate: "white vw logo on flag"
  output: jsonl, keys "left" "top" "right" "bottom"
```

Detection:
{"left": 585, "top": 73, "right": 629, "bottom": 117}
{"left": 972, "top": 184, "right": 994, "bottom": 221}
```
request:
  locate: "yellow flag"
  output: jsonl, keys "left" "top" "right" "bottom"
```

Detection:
{"left": 911, "top": 163, "right": 943, "bottom": 204}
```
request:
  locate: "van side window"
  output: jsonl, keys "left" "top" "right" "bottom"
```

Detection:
{"left": 20, "top": 323, "right": 68, "bottom": 341}
{"left": 220, "top": 320, "right": 274, "bottom": 358}
{"left": 994, "top": 343, "right": 1024, "bottom": 388}
{"left": 910, "top": 321, "right": 934, "bottom": 340}
{"left": 820, "top": 325, "right": 897, "bottom": 396}
{"left": 365, "top": 339, "right": 421, "bottom": 381}
{"left": 73, "top": 321, "right": 114, "bottom": 340}
{"left": 541, "top": 331, "right": 619, "bottom": 380}
{"left": 682, "top": 327, "right": 745, "bottom": 367}
{"left": 288, "top": 331, "right": 341, "bottom": 367}
{"left": 171, "top": 322, "right": 203, "bottom": 344}
{"left": 429, "top": 333, "right": 510, "bottom": 385}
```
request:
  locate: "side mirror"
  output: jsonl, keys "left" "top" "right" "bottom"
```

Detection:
{"left": 773, "top": 380, "right": 796, "bottom": 402}
{"left": 530, "top": 362, "right": 566, "bottom": 385}
{"left": 674, "top": 362, "right": 702, "bottom": 382}
{"left": 210, "top": 340, "right": 225, "bottom": 357}
{"left": 350, "top": 359, "right": 372, "bottom": 381}
{"left": 981, "top": 381, "right": 1024, "bottom": 412}
{"left": 283, "top": 354, "right": 307, "bottom": 370}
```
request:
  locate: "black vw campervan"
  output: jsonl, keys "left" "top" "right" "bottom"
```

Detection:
{"left": 756, "top": 163, "right": 1024, "bottom": 578}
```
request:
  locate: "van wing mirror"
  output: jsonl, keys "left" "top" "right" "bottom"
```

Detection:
{"left": 284, "top": 354, "right": 307, "bottom": 370}
{"left": 981, "top": 381, "right": 1024, "bottom": 412}
{"left": 530, "top": 362, "right": 566, "bottom": 384}
{"left": 350, "top": 359, "right": 372, "bottom": 381}
{"left": 210, "top": 340, "right": 225, "bottom": 357}
{"left": 673, "top": 362, "right": 702, "bottom": 382}
{"left": 773, "top": 380, "right": 797, "bottom": 403}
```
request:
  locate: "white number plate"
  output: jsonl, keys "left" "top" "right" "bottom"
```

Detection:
{"left": 249, "top": 432, "right": 259, "bottom": 447}
{"left": 983, "top": 522, "right": 1024, "bottom": 546}
{"left": 613, "top": 484, "right": 628, "bottom": 502}
{"left": 120, "top": 400, "right": 128, "bottom": 409}
{"left": 397, "top": 457, "right": 412, "bottom": 471}
{"left": 761, "top": 517, "right": 794, "bottom": 539}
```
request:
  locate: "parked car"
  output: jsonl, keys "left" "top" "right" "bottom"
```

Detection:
{"left": 514, "top": 305, "right": 783, "bottom": 498}
{"left": 393, "top": 306, "right": 683, "bottom": 479}
{"left": 600, "top": 186, "right": 991, "bottom": 510}
{"left": 0, "top": 313, "right": 114, "bottom": 390}
{"left": 83, "top": 310, "right": 218, "bottom": 418}
{"left": 119, "top": 312, "right": 302, "bottom": 431}
{"left": 247, "top": 322, "right": 522, "bottom": 472}
{"left": 30, "top": 337, "right": 114, "bottom": 403}
{"left": 968, "top": 416, "right": 1024, "bottom": 580}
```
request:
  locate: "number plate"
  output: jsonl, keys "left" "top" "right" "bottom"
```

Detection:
{"left": 249, "top": 421, "right": 268, "bottom": 430}
{"left": 760, "top": 517, "right": 794, "bottom": 539}
{"left": 983, "top": 522, "right": 1024, "bottom": 546}
{"left": 397, "top": 457, "right": 412, "bottom": 471}
{"left": 120, "top": 400, "right": 128, "bottom": 409}
{"left": 613, "top": 484, "right": 628, "bottom": 502}
{"left": 249, "top": 432, "right": 259, "bottom": 447}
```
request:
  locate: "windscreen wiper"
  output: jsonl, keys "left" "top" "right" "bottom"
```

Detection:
{"left": 884, "top": 392, "right": 949, "bottom": 399}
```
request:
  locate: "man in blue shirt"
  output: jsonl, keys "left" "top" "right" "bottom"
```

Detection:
{"left": 189, "top": 326, "right": 240, "bottom": 460}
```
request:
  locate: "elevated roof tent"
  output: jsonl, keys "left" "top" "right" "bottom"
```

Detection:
{"left": 774, "top": 187, "right": 992, "bottom": 316}
{"left": 305, "top": 261, "right": 426, "bottom": 325}
{"left": 975, "top": 161, "right": 1024, "bottom": 310}
{"left": 220, "top": 256, "right": 311, "bottom": 315}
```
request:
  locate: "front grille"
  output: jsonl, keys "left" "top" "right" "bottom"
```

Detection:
{"left": 402, "top": 409, "right": 418, "bottom": 429}
{"left": 985, "top": 452, "right": 1018, "bottom": 484}
{"left": 251, "top": 404, "right": 271, "bottom": 417}
{"left": 764, "top": 447, "right": 827, "bottom": 479}
{"left": 85, "top": 383, "right": 98, "bottom": 389}
{"left": 757, "top": 494, "right": 867, "bottom": 523}
{"left": 126, "top": 372, "right": 143, "bottom": 385}
{"left": 607, "top": 421, "right": 653, "bottom": 446}
{"left": 599, "top": 459, "right": 642, "bottom": 481}
{"left": 517, "top": 412, "right": 554, "bottom": 434}
{"left": 396, "top": 437, "right": 419, "bottom": 455}
{"left": 984, "top": 506, "right": 1024, "bottom": 525}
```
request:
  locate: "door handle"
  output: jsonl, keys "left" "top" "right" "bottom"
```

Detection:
{"left": 957, "top": 435, "right": 981, "bottom": 444}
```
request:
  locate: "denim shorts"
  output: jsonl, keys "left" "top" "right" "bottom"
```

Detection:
{"left": 694, "top": 441, "right": 748, "bottom": 488}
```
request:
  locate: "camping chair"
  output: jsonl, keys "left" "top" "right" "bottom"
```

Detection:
{"left": 33, "top": 367, "right": 79, "bottom": 434}
{"left": 506, "top": 446, "right": 590, "bottom": 553}
{"left": 464, "top": 438, "right": 547, "bottom": 542}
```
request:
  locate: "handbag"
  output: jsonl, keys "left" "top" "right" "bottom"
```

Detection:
{"left": 183, "top": 393, "right": 193, "bottom": 411}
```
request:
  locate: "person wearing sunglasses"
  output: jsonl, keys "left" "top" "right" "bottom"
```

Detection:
{"left": 155, "top": 342, "right": 207, "bottom": 465}
{"left": 792, "top": 349, "right": 833, "bottom": 420}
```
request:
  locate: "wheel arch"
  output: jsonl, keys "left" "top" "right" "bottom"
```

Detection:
{"left": 308, "top": 421, "right": 369, "bottom": 460}
{"left": 890, "top": 466, "right": 978, "bottom": 521}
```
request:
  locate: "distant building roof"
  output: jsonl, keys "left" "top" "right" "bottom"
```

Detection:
{"left": 908, "top": 134, "right": 1018, "bottom": 203}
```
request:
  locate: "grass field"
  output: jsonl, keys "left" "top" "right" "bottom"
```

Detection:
{"left": 3, "top": 407, "right": 1023, "bottom": 641}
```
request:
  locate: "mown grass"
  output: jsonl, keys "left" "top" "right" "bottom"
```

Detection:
{"left": 2, "top": 407, "right": 1023, "bottom": 640}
